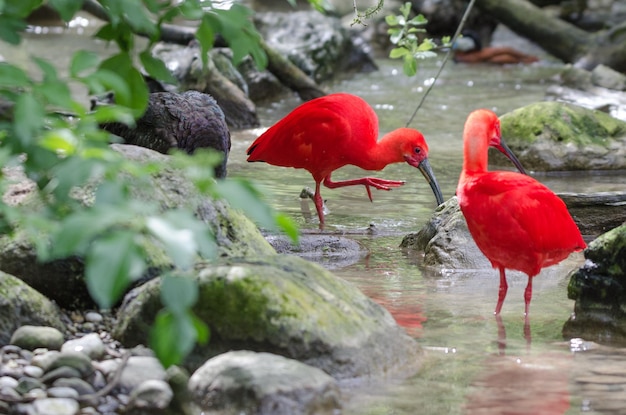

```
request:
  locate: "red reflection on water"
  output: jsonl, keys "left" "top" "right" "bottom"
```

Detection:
{"left": 365, "top": 291, "right": 427, "bottom": 337}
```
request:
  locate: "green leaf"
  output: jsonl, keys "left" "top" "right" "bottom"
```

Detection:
{"left": 195, "top": 16, "right": 215, "bottom": 69}
{"left": 4, "top": 0, "right": 43, "bottom": 18}
{"left": 214, "top": 178, "right": 287, "bottom": 234}
{"left": 48, "top": 205, "right": 133, "bottom": 258}
{"left": 139, "top": 51, "right": 176, "bottom": 84}
{"left": 39, "top": 79, "right": 73, "bottom": 109}
{"left": 399, "top": 2, "right": 411, "bottom": 18}
{"left": 161, "top": 274, "right": 198, "bottom": 314}
{"left": 117, "top": 0, "right": 158, "bottom": 39}
{"left": 0, "top": 16, "right": 25, "bottom": 45}
{"left": 385, "top": 15, "right": 399, "bottom": 26}
{"left": 389, "top": 47, "right": 410, "bottom": 59}
{"left": 150, "top": 310, "right": 209, "bottom": 367}
{"left": 403, "top": 54, "right": 417, "bottom": 76}
{"left": 388, "top": 29, "right": 403, "bottom": 45}
{"left": 48, "top": 0, "right": 84, "bottom": 22}
{"left": 146, "top": 215, "right": 197, "bottom": 270}
{"left": 13, "top": 94, "right": 45, "bottom": 144}
{"left": 209, "top": 4, "right": 267, "bottom": 69}
{"left": 0, "top": 62, "right": 30, "bottom": 87}
{"left": 275, "top": 213, "right": 299, "bottom": 243}
{"left": 85, "top": 229, "right": 147, "bottom": 308}
{"left": 70, "top": 50, "right": 99, "bottom": 78}
{"left": 409, "top": 14, "right": 428, "bottom": 26}
{"left": 39, "top": 128, "right": 77, "bottom": 156}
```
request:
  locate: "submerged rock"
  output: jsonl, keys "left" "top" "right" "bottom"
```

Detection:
{"left": 113, "top": 254, "right": 422, "bottom": 380}
{"left": 564, "top": 223, "right": 626, "bottom": 344}
{"left": 499, "top": 101, "right": 626, "bottom": 171}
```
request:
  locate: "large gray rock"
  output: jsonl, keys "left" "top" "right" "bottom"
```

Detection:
{"left": 188, "top": 351, "right": 340, "bottom": 415}
{"left": 0, "top": 145, "right": 275, "bottom": 309}
{"left": 499, "top": 102, "right": 626, "bottom": 171}
{"left": 254, "top": 11, "right": 377, "bottom": 82}
{"left": 113, "top": 255, "right": 422, "bottom": 380}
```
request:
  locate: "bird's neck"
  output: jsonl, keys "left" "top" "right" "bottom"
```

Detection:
{"left": 360, "top": 130, "right": 407, "bottom": 171}
{"left": 462, "top": 127, "right": 489, "bottom": 174}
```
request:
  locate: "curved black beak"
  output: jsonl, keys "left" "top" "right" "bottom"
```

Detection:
{"left": 495, "top": 140, "right": 527, "bottom": 175}
{"left": 418, "top": 158, "right": 444, "bottom": 206}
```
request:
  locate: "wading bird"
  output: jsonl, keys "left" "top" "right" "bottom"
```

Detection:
{"left": 247, "top": 93, "right": 444, "bottom": 228}
{"left": 456, "top": 109, "right": 586, "bottom": 315}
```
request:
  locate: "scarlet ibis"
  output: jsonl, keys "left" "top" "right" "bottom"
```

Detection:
{"left": 456, "top": 109, "right": 586, "bottom": 315}
{"left": 247, "top": 93, "right": 444, "bottom": 228}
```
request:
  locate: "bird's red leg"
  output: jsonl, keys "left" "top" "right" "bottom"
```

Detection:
{"left": 524, "top": 276, "right": 533, "bottom": 316}
{"left": 495, "top": 313, "right": 506, "bottom": 355}
{"left": 323, "top": 175, "right": 405, "bottom": 202}
{"left": 494, "top": 267, "right": 508, "bottom": 315}
{"left": 313, "top": 181, "right": 326, "bottom": 229}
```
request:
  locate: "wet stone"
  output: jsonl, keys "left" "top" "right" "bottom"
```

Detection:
{"left": 84, "top": 312, "right": 103, "bottom": 324}
{"left": 61, "top": 333, "right": 105, "bottom": 360}
{"left": 40, "top": 367, "right": 82, "bottom": 384}
{"left": 31, "top": 350, "right": 60, "bottom": 370}
{"left": 117, "top": 356, "right": 167, "bottom": 394}
{"left": 15, "top": 376, "right": 44, "bottom": 394}
{"left": 0, "top": 376, "right": 18, "bottom": 388}
{"left": 127, "top": 379, "right": 173, "bottom": 410}
{"left": 47, "top": 386, "right": 79, "bottom": 399}
{"left": 10, "top": 326, "right": 65, "bottom": 351}
{"left": 22, "top": 365, "right": 44, "bottom": 378}
{"left": 52, "top": 377, "right": 96, "bottom": 396}
{"left": 32, "top": 398, "right": 79, "bottom": 415}
{"left": 0, "top": 385, "right": 21, "bottom": 401}
{"left": 23, "top": 387, "right": 46, "bottom": 400}
{"left": 44, "top": 352, "right": 94, "bottom": 378}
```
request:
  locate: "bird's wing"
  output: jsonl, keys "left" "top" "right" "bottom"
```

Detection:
{"left": 460, "top": 172, "right": 584, "bottom": 273}
{"left": 246, "top": 105, "right": 353, "bottom": 168}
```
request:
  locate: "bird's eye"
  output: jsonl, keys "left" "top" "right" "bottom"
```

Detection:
{"left": 414, "top": 147, "right": 421, "bottom": 154}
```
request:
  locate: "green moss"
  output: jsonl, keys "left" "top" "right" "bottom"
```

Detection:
{"left": 193, "top": 256, "right": 384, "bottom": 343}
{"left": 500, "top": 102, "right": 626, "bottom": 147}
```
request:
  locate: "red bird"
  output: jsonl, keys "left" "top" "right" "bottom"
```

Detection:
{"left": 456, "top": 109, "right": 586, "bottom": 315}
{"left": 247, "top": 93, "right": 444, "bottom": 228}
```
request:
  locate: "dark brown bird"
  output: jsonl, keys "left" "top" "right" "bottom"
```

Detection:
{"left": 99, "top": 90, "right": 231, "bottom": 178}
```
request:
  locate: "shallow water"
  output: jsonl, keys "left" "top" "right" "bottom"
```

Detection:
{"left": 4, "top": 18, "right": 626, "bottom": 415}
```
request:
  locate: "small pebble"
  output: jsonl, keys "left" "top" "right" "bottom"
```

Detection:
{"left": 0, "top": 376, "right": 18, "bottom": 388}
{"left": 84, "top": 312, "right": 103, "bottom": 323}
{"left": 23, "top": 365, "right": 44, "bottom": 378}
{"left": 33, "top": 397, "right": 79, "bottom": 415}
{"left": 47, "top": 386, "right": 80, "bottom": 399}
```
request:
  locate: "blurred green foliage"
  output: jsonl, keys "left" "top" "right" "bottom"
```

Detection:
{"left": 387, "top": 2, "right": 451, "bottom": 76}
{"left": 0, "top": 0, "right": 296, "bottom": 366}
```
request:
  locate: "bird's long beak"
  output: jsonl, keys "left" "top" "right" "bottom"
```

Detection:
{"left": 418, "top": 158, "right": 444, "bottom": 206}
{"left": 495, "top": 141, "right": 527, "bottom": 175}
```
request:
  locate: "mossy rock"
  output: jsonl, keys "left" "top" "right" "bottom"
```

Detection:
{"left": 0, "top": 272, "right": 65, "bottom": 345}
{"left": 113, "top": 255, "right": 422, "bottom": 380}
{"left": 498, "top": 102, "right": 626, "bottom": 171}
{"left": 564, "top": 223, "right": 626, "bottom": 345}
